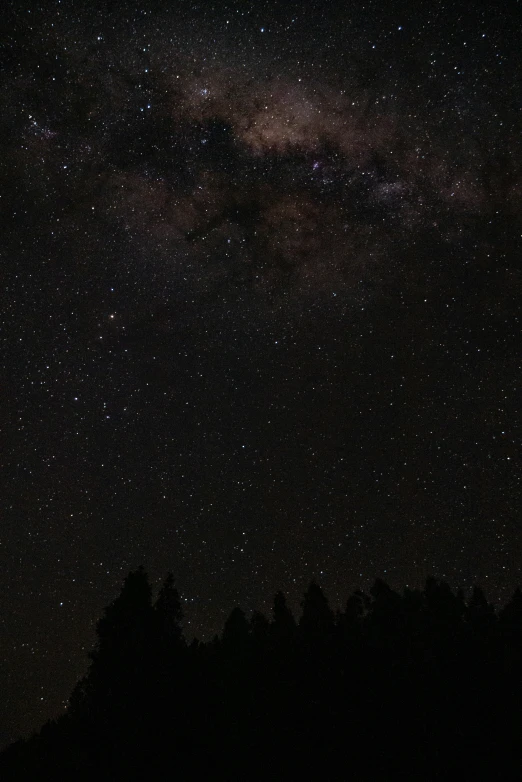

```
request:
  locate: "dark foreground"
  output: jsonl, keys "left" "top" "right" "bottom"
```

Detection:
{"left": 2, "top": 570, "right": 522, "bottom": 780}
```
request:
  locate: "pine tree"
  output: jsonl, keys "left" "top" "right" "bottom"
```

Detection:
{"left": 466, "top": 585, "right": 496, "bottom": 635}
{"left": 499, "top": 587, "right": 522, "bottom": 633}
{"left": 250, "top": 609, "right": 270, "bottom": 646}
{"left": 69, "top": 567, "right": 153, "bottom": 728}
{"left": 153, "top": 572, "right": 184, "bottom": 648}
{"left": 299, "top": 581, "right": 334, "bottom": 643}
{"left": 222, "top": 607, "right": 250, "bottom": 655}
{"left": 271, "top": 590, "right": 296, "bottom": 643}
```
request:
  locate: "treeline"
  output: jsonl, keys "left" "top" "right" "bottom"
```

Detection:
{"left": 2, "top": 570, "right": 522, "bottom": 779}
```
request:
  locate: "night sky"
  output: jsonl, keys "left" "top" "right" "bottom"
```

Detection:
{"left": 1, "top": 0, "right": 520, "bottom": 746}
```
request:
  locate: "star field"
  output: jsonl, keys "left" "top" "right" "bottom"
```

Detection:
{"left": 1, "top": 0, "right": 520, "bottom": 747}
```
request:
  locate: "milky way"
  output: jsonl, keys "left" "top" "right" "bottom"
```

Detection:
{"left": 5, "top": 2, "right": 520, "bottom": 307}
{"left": 1, "top": 0, "right": 520, "bottom": 748}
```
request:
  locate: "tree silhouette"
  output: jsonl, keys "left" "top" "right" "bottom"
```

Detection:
{"left": 271, "top": 590, "right": 297, "bottom": 645}
{"left": 2, "top": 571, "right": 522, "bottom": 780}
{"left": 499, "top": 585, "right": 522, "bottom": 652}
{"left": 153, "top": 572, "right": 184, "bottom": 647}
{"left": 250, "top": 609, "right": 270, "bottom": 647}
{"left": 466, "top": 585, "right": 496, "bottom": 632}
{"left": 69, "top": 567, "right": 153, "bottom": 723}
{"left": 299, "top": 581, "right": 334, "bottom": 643}
{"left": 222, "top": 606, "right": 250, "bottom": 654}
{"left": 60, "top": 567, "right": 155, "bottom": 774}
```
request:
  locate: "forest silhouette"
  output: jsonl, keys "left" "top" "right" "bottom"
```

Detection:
{"left": 1, "top": 569, "right": 522, "bottom": 779}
